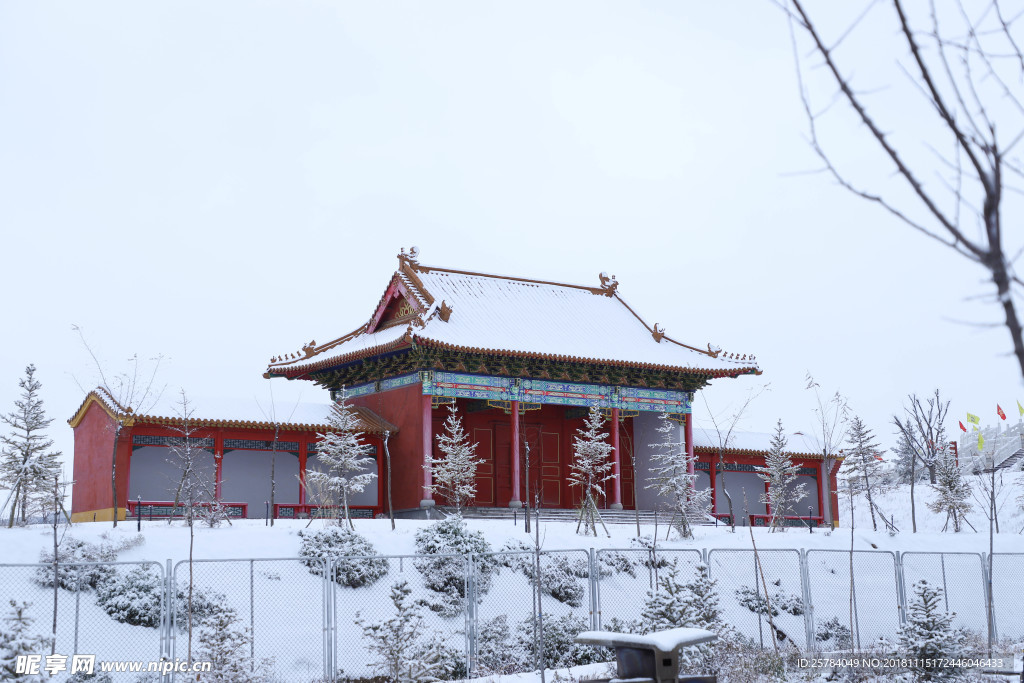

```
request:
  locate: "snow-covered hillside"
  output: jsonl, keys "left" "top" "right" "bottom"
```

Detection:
{"left": 1, "top": 473, "right": 1022, "bottom": 682}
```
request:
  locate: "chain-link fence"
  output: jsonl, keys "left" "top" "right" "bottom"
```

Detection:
{"left": 595, "top": 548, "right": 702, "bottom": 630}
{"left": 0, "top": 561, "right": 165, "bottom": 682}
{"left": 1, "top": 549, "right": 1017, "bottom": 682}
{"left": 169, "top": 558, "right": 327, "bottom": 682}
{"left": 990, "top": 552, "right": 1024, "bottom": 641}
{"left": 900, "top": 552, "right": 989, "bottom": 638}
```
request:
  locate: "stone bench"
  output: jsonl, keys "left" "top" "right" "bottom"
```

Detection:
{"left": 575, "top": 628, "right": 717, "bottom": 683}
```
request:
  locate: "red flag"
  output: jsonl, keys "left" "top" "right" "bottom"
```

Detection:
{"left": 998, "top": 404, "right": 1007, "bottom": 420}
{"left": 959, "top": 421, "right": 967, "bottom": 432}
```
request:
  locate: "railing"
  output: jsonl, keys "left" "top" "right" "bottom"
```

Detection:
{"left": 272, "top": 503, "right": 379, "bottom": 519}
{"left": 126, "top": 500, "right": 248, "bottom": 519}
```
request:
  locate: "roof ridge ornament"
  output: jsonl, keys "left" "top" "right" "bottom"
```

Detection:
{"left": 652, "top": 323, "right": 665, "bottom": 343}
{"left": 438, "top": 300, "right": 453, "bottom": 322}
{"left": 707, "top": 343, "right": 721, "bottom": 358}
{"left": 398, "top": 246, "right": 420, "bottom": 268}
{"left": 598, "top": 271, "right": 618, "bottom": 296}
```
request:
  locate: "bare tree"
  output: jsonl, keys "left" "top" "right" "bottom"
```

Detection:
{"left": 701, "top": 384, "right": 769, "bottom": 531}
{"left": 804, "top": 374, "right": 848, "bottom": 527}
{"left": 781, "top": 1, "right": 1024, "bottom": 378}
{"left": 73, "top": 326, "right": 163, "bottom": 527}
{"left": 894, "top": 390, "right": 951, "bottom": 532}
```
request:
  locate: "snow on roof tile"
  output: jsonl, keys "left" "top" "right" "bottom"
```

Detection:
{"left": 69, "top": 389, "right": 396, "bottom": 435}
{"left": 692, "top": 427, "right": 833, "bottom": 458}
{"left": 268, "top": 252, "right": 760, "bottom": 379}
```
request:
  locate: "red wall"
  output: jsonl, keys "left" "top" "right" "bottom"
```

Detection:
{"left": 71, "top": 402, "right": 128, "bottom": 520}
{"left": 351, "top": 383, "right": 425, "bottom": 511}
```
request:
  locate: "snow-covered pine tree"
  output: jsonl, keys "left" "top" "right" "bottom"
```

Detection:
{"left": 927, "top": 454, "right": 972, "bottom": 533}
{"left": 356, "top": 580, "right": 444, "bottom": 683}
{"left": 568, "top": 407, "right": 615, "bottom": 536}
{"left": 645, "top": 413, "right": 710, "bottom": 539}
{"left": 639, "top": 562, "right": 738, "bottom": 675}
{"left": 896, "top": 580, "right": 968, "bottom": 681}
{"left": 427, "top": 404, "right": 480, "bottom": 514}
{"left": 844, "top": 415, "right": 884, "bottom": 531}
{"left": 194, "top": 604, "right": 273, "bottom": 683}
{"left": 754, "top": 420, "right": 806, "bottom": 532}
{"left": 1, "top": 365, "right": 62, "bottom": 528}
{"left": 306, "top": 388, "right": 377, "bottom": 530}
{"left": 0, "top": 600, "right": 52, "bottom": 681}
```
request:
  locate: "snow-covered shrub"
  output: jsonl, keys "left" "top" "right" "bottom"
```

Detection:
{"left": 35, "top": 533, "right": 145, "bottom": 592}
{"left": 475, "top": 614, "right": 531, "bottom": 675}
{"left": 298, "top": 527, "right": 388, "bottom": 588}
{"left": 195, "top": 604, "right": 275, "bottom": 683}
{"left": 896, "top": 580, "right": 969, "bottom": 681}
{"left": 68, "top": 671, "right": 114, "bottom": 683}
{"left": 815, "top": 616, "right": 852, "bottom": 650}
{"left": 175, "top": 584, "right": 230, "bottom": 632}
{"left": 630, "top": 535, "right": 672, "bottom": 570}
{"left": 95, "top": 565, "right": 163, "bottom": 627}
{"left": 494, "top": 541, "right": 587, "bottom": 607}
{"left": 735, "top": 580, "right": 804, "bottom": 646}
{"left": 414, "top": 516, "right": 496, "bottom": 616}
{"left": 523, "top": 613, "right": 609, "bottom": 669}
{"left": 357, "top": 580, "right": 446, "bottom": 683}
{"left": 95, "top": 564, "right": 225, "bottom": 631}
{"left": 598, "top": 549, "right": 637, "bottom": 578}
{"left": 0, "top": 600, "right": 52, "bottom": 681}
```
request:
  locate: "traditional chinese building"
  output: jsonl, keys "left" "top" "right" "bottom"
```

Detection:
{"left": 70, "top": 249, "right": 842, "bottom": 525}
{"left": 68, "top": 388, "right": 395, "bottom": 522}
{"left": 263, "top": 248, "right": 794, "bottom": 518}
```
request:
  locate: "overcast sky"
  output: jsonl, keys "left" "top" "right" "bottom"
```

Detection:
{"left": 2, "top": 1, "right": 1022, "bottom": 473}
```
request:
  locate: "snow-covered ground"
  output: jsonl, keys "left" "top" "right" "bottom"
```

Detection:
{"left": 1, "top": 472, "right": 1022, "bottom": 682}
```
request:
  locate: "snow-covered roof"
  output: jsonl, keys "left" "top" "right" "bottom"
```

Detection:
{"left": 266, "top": 250, "right": 760, "bottom": 380}
{"left": 68, "top": 387, "right": 397, "bottom": 435}
{"left": 692, "top": 427, "right": 836, "bottom": 459}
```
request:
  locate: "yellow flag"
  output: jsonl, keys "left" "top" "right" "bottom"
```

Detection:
{"left": 966, "top": 412, "right": 980, "bottom": 424}
{"left": 978, "top": 432, "right": 985, "bottom": 451}
{"left": 1017, "top": 400, "right": 1023, "bottom": 416}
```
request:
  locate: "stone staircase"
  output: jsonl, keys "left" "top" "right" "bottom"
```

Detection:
{"left": 979, "top": 448, "right": 1024, "bottom": 473}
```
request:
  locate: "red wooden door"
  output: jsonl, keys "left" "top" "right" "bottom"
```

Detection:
{"left": 495, "top": 423, "right": 512, "bottom": 507}
{"left": 474, "top": 428, "right": 494, "bottom": 506}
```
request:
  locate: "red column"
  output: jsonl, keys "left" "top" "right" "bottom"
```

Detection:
{"left": 298, "top": 442, "right": 307, "bottom": 506}
{"left": 610, "top": 408, "right": 622, "bottom": 509}
{"left": 510, "top": 401, "right": 521, "bottom": 507}
{"left": 421, "top": 394, "right": 434, "bottom": 507}
{"left": 684, "top": 412, "right": 695, "bottom": 475}
{"left": 214, "top": 431, "right": 224, "bottom": 501}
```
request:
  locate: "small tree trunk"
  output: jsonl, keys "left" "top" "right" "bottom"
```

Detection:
{"left": 51, "top": 475, "right": 59, "bottom": 656}
{"left": 909, "top": 457, "right": 918, "bottom": 533}
{"left": 7, "top": 481, "right": 20, "bottom": 528}
{"left": 864, "top": 469, "right": 877, "bottom": 532}
{"left": 270, "top": 424, "right": 278, "bottom": 528}
{"left": 111, "top": 422, "right": 122, "bottom": 527}
{"left": 384, "top": 431, "right": 395, "bottom": 531}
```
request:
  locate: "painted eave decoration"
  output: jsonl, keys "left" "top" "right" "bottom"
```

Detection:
{"left": 68, "top": 388, "right": 397, "bottom": 435}
{"left": 265, "top": 248, "right": 761, "bottom": 381}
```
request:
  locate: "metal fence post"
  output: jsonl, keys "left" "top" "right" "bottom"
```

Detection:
{"left": 466, "top": 553, "right": 475, "bottom": 677}
{"left": 590, "top": 548, "right": 599, "bottom": 631}
{"left": 74, "top": 572, "right": 81, "bottom": 656}
{"left": 981, "top": 553, "right": 998, "bottom": 646}
{"left": 799, "top": 549, "right": 814, "bottom": 651}
{"left": 894, "top": 551, "right": 907, "bottom": 626}
{"left": 249, "top": 560, "right": 255, "bottom": 673}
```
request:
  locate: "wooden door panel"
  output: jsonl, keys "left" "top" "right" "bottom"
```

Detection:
{"left": 494, "top": 423, "right": 511, "bottom": 507}
{"left": 540, "top": 431, "right": 561, "bottom": 507}
{"left": 474, "top": 428, "right": 494, "bottom": 506}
